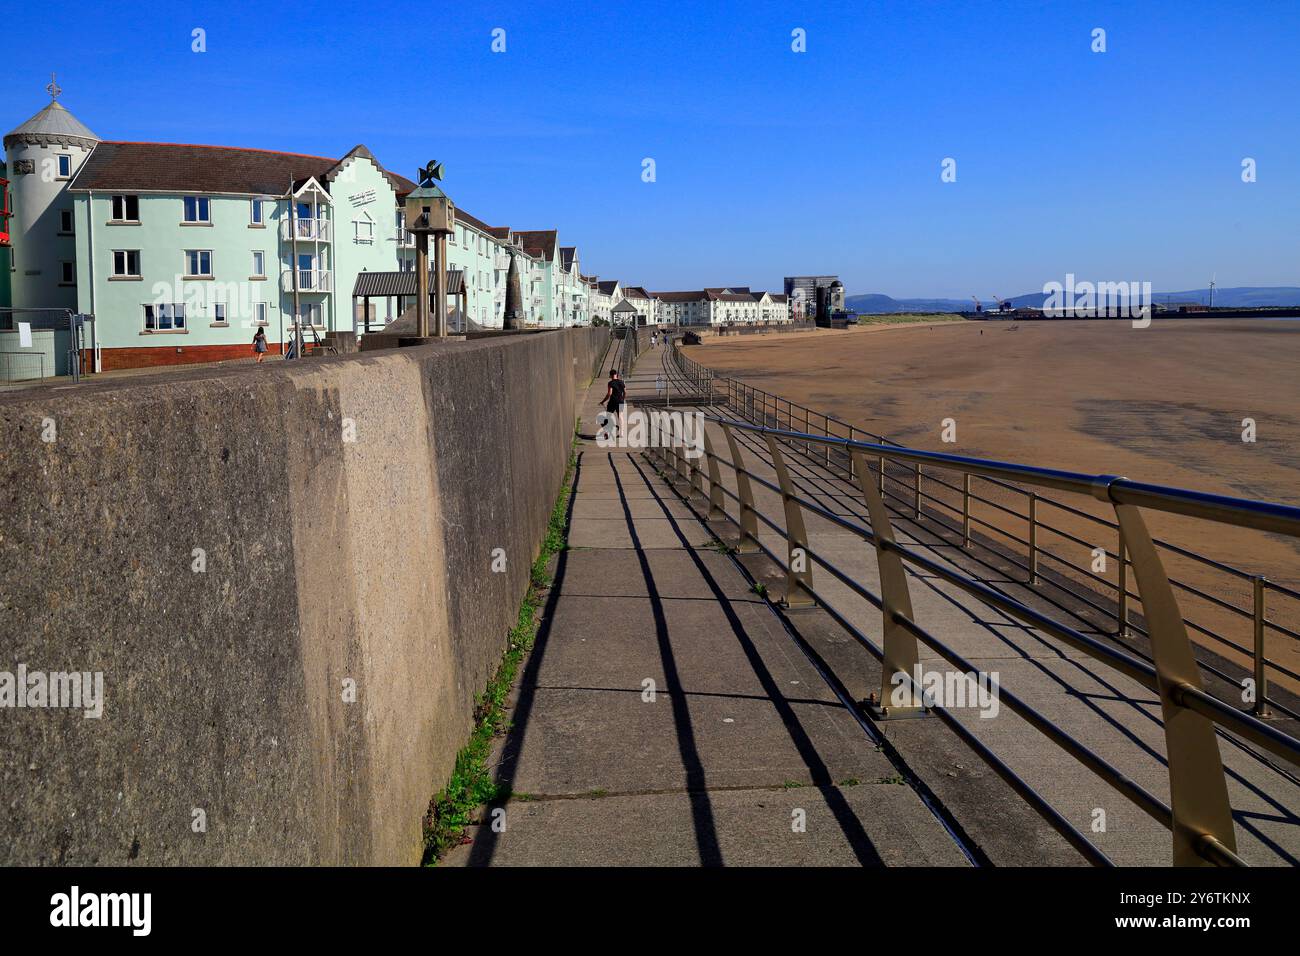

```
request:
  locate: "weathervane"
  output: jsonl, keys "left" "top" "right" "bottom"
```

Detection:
{"left": 46, "top": 72, "right": 62, "bottom": 101}
{"left": 417, "top": 160, "right": 445, "bottom": 187}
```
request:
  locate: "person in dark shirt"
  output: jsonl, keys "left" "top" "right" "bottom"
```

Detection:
{"left": 600, "top": 369, "right": 627, "bottom": 441}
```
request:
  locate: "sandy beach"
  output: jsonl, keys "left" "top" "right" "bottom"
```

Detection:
{"left": 685, "top": 319, "right": 1300, "bottom": 687}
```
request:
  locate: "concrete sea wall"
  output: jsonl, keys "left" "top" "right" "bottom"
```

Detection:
{"left": 0, "top": 327, "right": 609, "bottom": 865}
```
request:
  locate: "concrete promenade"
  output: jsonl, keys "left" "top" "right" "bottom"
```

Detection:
{"left": 445, "top": 338, "right": 970, "bottom": 866}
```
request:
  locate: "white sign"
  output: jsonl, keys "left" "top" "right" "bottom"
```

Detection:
{"left": 348, "top": 189, "right": 376, "bottom": 206}
{"left": 18, "top": 322, "right": 32, "bottom": 348}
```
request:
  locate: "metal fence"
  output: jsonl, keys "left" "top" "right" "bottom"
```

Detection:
{"left": 0, "top": 351, "right": 47, "bottom": 383}
{"left": 656, "top": 343, "right": 1300, "bottom": 866}
{"left": 669, "top": 345, "right": 1300, "bottom": 722}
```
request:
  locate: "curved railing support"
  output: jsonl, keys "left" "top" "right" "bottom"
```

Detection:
{"left": 1102, "top": 484, "right": 1238, "bottom": 866}
{"left": 720, "top": 422, "right": 760, "bottom": 554}
{"left": 763, "top": 433, "right": 815, "bottom": 609}
{"left": 853, "top": 450, "right": 923, "bottom": 717}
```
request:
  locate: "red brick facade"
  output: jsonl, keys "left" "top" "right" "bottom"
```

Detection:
{"left": 93, "top": 342, "right": 282, "bottom": 372}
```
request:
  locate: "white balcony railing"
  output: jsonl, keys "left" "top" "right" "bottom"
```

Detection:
{"left": 280, "top": 218, "right": 331, "bottom": 242}
{"left": 281, "top": 269, "right": 333, "bottom": 292}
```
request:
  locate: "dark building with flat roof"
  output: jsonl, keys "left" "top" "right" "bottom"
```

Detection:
{"left": 784, "top": 275, "right": 844, "bottom": 319}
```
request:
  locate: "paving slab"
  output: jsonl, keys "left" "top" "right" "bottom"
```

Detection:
{"left": 443, "top": 784, "right": 970, "bottom": 867}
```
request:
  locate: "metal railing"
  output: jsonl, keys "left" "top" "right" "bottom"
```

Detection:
{"left": 280, "top": 218, "right": 331, "bottom": 242}
{"left": 646, "top": 409, "right": 1300, "bottom": 866}
{"left": 0, "top": 351, "right": 47, "bottom": 383}
{"left": 281, "top": 269, "right": 333, "bottom": 293}
{"left": 669, "top": 345, "right": 1300, "bottom": 723}
{"left": 648, "top": 343, "right": 1300, "bottom": 866}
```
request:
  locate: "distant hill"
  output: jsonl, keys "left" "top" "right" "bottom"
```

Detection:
{"left": 847, "top": 287, "right": 1300, "bottom": 314}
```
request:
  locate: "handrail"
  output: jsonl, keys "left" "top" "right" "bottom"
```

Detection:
{"left": 645, "top": 348, "right": 1300, "bottom": 865}
{"left": 718, "top": 421, "right": 1300, "bottom": 537}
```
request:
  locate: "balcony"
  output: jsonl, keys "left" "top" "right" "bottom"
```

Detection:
{"left": 280, "top": 218, "right": 331, "bottom": 242}
{"left": 281, "top": 269, "right": 333, "bottom": 293}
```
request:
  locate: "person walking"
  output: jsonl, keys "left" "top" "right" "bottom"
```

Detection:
{"left": 252, "top": 327, "right": 269, "bottom": 364}
{"left": 600, "top": 368, "right": 627, "bottom": 442}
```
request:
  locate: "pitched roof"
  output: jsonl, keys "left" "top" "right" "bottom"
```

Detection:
{"left": 66, "top": 140, "right": 420, "bottom": 199}
{"left": 560, "top": 246, "right": 578, "bottom": 270}
{"left": 69, "top": 141, "right": 358, "bottom": 195}
{"left": 513, "top": 229, "right": 558, "bottom": 260}
{"left": 325, "top": 144, "right": 416, "bottom": 196}
{"left": 652, "top": 291, "right": 707, "bottom": 302}
{"left": 622, "top": 286, "right": 651, "bottom": 300}
{"left": 597, "top": 280, "right": 620, "bottom": 295}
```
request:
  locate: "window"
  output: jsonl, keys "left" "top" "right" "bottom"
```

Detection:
{"left": 354, "top": 212, "right": 374, "bottom": 244}
{"left": 144, "top": 302, "right": 186, "bottom": 331}
{"left": 254, "top": 302, "right": 268, "bottom": 326}
{"left": 250, "top": 199, "right": 264, "bottom": 225}
{"left": 213, "top": 303, "right": 227, "bottom": 325}
{"left": 296, "top": 302, "right": 322, "bottom": 328}
{"left": 57, "top": 154, "right": 72, "bottom": 178}
{"left": 112, "top": 250, "right": 141, "bottom": 277}
{"left": 184, "top": 250, "right": 212, "bottom": 277}
{"left": 59, "top": 210, "right": 74, "bottom": 234}
{"left": 252, "top": 251, "right": 265, "bottom": 277}
{"left": 60, "top": 261, "right": 75, "bottom": 285}
{"left": 182, "top": 196, "right": 211, "bottom": 223}
{"left": 111, "top": 195, "right": 139, "bottom": 222}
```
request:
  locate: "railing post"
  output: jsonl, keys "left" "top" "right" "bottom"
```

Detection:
{"left": 763, "top": 433, "right": 815, "bottom": 609}
{"left": 851, "top": 450, "right": 923, "bottom": 718}
{"left": 688, "top": 419, "right": 705, "bottom": 500}
{"left": 1253, "top": 575, "right": 1270, "bottom": 718}
{"left": 1028, "top": 492, "right": 1040, "bottom": 585}
{"left": 1101, "top": 485, "right": 1237, "bottom": 866}
{"left": 962, "top": 474, "right": 972, "bottom": 548}
{"left": 848, "top": 427, "right": 857, "bottom": 479}
{"left": 720, "top": 423, "right": 760, "bottom": 554}
{"left": 703, "top": 427, "right": 725, "bottom": 521}
{"left": 878, "top": 436, "right": 887, "bottom": 497}
{"left": 1117, "top": 525, "right": 1129, "bottom": 638}
{"left": 913, "top": 462, "right": 922, "bottom": 520}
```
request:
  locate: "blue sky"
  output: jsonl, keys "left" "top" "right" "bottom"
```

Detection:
{"left": 7, "top": 0, "right": 1299, "bottom": 297}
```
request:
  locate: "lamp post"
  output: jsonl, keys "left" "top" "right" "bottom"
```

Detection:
{"left": 403, "top": 161, "right": 456, "bottom": 338}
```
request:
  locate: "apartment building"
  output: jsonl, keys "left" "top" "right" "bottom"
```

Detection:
{"left": 652, "top": 287, "right": 792, "bottom": 326}
{"left": 2, "top": 88, "right": 794, "bottom": 371}
{"left": 1, "top": 91, "right": 600, "bottom": 369}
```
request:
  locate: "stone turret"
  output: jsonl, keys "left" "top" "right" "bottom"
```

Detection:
{"left": 4, "top": 78, "right": 100, "bottom": 311}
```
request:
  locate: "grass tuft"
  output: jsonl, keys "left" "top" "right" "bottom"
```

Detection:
{"left": 420, "top": 436, "right": 579, "bottom": 865}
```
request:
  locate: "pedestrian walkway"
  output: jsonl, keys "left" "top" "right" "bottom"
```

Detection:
{"left": 444, "top": 339, "right": 970, "bottom": 866}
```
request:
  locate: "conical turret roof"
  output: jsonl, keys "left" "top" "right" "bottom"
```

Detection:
{"left": 5, "top": 100, "right": 99, "bottom": 150}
